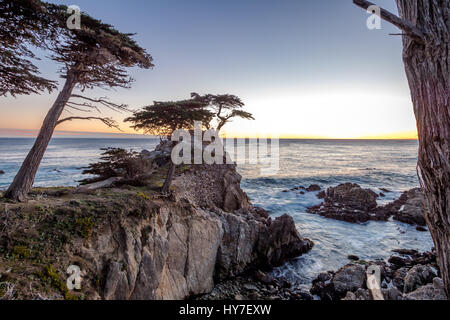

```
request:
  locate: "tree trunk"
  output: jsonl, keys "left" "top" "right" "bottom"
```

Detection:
{"left": 395, "top": 0, "right": 449, "bottom": 297}
{"left": 161, "top": 161, "right": 176, "bottom": 194}
{"left": 353, "top": 0, "right": 449, "bottom": 297}
{"left": 4, "top": 71, "right": 78, "bottom": 201}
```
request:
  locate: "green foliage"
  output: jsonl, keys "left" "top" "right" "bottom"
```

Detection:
{"left": 125, "top": 100, "right": 215, "bottom": 136}
{"left": 0, "top": 0, "right": 57, "bottom": 96}
{"left": 191, "top": 93, "right": 255, "bottom": 131}
{"left": 12, "top": 246, "right": 31, "bottom": 259}
{"left": 74, "top": 217, "right": 96, "bottom": 240}
{"left": 38, "top": 265, "right": 79, "bottom": 300}
{"left": 80, "top": 148, "right": 151, "bottom": 185}
{"left": 136, "top": 192, "right": 150, "bottom": 200}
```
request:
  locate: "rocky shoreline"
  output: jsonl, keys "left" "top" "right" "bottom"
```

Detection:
{"left": 311, "top": 249, "right": 445, "bottom": 300}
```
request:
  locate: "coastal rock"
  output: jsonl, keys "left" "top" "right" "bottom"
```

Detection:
{"left": 198, "top": 273, "right": 313, "bottom": 301}
{"left": 306, "top": 184, "right": 321, "bottom": 192}
{"left": 332, "top": 264, "right": 366, "bottom": 296}
{"left": 307, "top": 184, "right": 427, "bottom": 226}
{"left": 394, "top": 188, "right": 426, "bottom": 226}
{"left": 405, "top": 278, "right": 447, "bottom": 300}
{"left": 403, "top": 264, "right": 435, "bottom": 293}
{"left": 310, "top": 264, "right": 366, "bottom": 300}
{"left": 282, "top": 184, "right": 322, "bottom": 193}
{"left": 0, "top": 170, "right": 5, "bottom": 175}
{"left": 310, "top": 249, "right": 444, "bottom": 300}
{"left": 376, "top": 188, "right": 426, "bottom": 226}
{"left": 256, "top": 214, "right": 314, "bottom": 269}
{"left": 88, "top": 163, "right": 311, "bottom": 299}
{"left": 307, "top": 183, "right": 379, "bottom": 223}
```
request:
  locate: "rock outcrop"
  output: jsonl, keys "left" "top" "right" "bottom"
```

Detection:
{"left": 307, "top": 183, "right": 426, "bottom": 226}
{"left": 307, "top": 183, "right": 380, "bottom": 223}
{"left": 0, "top": 160, "right": 312, "bottom": 300}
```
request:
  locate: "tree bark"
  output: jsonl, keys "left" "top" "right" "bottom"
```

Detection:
{"left": 161, "top": 161, "right": 176, "bottom": 194}
{"left": 354, "top": 0, "right": 449, "bottom": 297}
{"left": 4, "top": 70, "right": 78, "bottom": 201}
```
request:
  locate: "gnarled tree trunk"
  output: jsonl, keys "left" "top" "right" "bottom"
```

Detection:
{"left": 4, "top": 71, "right": 78, "bottom": 201}
{"left": 354, "top": 0, "right": 449, "bottom": 297}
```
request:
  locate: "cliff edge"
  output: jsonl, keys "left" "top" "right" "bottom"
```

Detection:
{"left": 0, "top": 162, "right": 312, "bottom": 300}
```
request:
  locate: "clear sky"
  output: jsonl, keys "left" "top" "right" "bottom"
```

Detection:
{"left": 0, "top": 0, "right": 418, "bottom": 139}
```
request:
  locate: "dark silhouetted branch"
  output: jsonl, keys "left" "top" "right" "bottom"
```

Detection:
{"left": 353, "top": 0, "right": 426, "bottom": 43}
{"left": 56, "top": 116, "right": 121, "bottom": 131}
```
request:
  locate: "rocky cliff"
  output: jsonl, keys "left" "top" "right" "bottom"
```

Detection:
{"left": 0, "top": 163, "right": 312, "bottom": 300}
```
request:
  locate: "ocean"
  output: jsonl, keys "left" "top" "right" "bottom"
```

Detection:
{"left": 0, "top": 138, "right": 434, "bottom": 285}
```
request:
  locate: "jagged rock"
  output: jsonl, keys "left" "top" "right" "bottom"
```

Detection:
{"left": 283, "top": 184, "right": 321, "bottom": 193}
{"left": 307, "top": 183, "right": 379, "bottom": 223}
{"left": 332, "top": 264, "right": 366, "bottom": 296}
{"left": 306, "top": 184, "right": 321, "bottom": 192}
{"left": 405, "top": 278, "right": 447, "bottom": 300}
{"left": 311, "top": 249, "right": 444, "bottom": 301}
{"left": 343, "top": 288, "right": 370, "bottom": 300}
{"left": 394, "top": 188, "right": 426, "bottom": 226}
{"left": 393, "top": 267, "right": 410, "bottom": 291}
{"left": 310, "top": 264, "right": 366, "bottom": 300}
{"left": 376, "top": 188, "right": 426, "bottom": 226}
{"left": 308, "top": 184, "right": 427, "bottom": 226}
{"left": 256, "top": 214, "right": 314, "bottom": 269}
{"left": 403, "top": 264, "right": 435, "bottom": 293}
{"left": 382, "top": 287, "right": 403, "bottom": 300}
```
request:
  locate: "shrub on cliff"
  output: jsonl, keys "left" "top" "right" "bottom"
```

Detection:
{"left": 80, "top": 148, "right": 152, "bottom": 186}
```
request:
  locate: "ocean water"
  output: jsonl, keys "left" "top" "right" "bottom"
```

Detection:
{"left": 0, "top": 138, "right": 434, "bottom": 285}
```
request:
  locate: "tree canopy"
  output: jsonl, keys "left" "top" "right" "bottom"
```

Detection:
{"left": 125, "top": 100, "right": 215, "bottom": 137}
{"left": 191, "top": 93, "right": 255, "bottom": 131}
{"left": 0, "top": 0, "right": 57, "bottom": 96}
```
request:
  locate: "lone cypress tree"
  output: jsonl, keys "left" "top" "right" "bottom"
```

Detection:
{"left": 125, "top": 99, "right": 214, "bottom": 194}
{"left": 4, "top": 2, "right": 154, "bottom": 201}
{"left": 353, "top": 0, "right": 449, "bottom": 296}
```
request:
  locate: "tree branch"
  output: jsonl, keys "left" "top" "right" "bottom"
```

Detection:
{"left": 70, "top": 94, "right": 132, "bottom": 113}
{"left": 353, "top": 0, "right": 426, "bottom": 43}
{"left": 56, "top": 116, "right": 122, "bottom": 131}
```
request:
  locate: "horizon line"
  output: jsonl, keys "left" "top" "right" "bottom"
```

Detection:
{"left": 0, "top": 128, "right": 419, "bottom": 140}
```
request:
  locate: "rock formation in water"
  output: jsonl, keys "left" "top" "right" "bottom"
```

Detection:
{"left": 306, "top": 183, "right": 426, "bottom": 227}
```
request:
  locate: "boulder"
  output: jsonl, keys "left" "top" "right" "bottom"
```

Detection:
{"left": 0, "top": 170, "right": 5, "bottom": 175}
{"left": 306, "top": 184, "right": 321, "bottom": 192}
{"left": 376, "top": 188, "right": 426, "bottom": 226}
{"left": 403, "top": 264, "right": 435, "bottom": 293}
{"left": 307, "top": 183, "right": 379, "bottom": 223}
{"left": 257, "top": 214, "right": 314, "bottom": 268}
{"left": 332, "top": 264, "right": 366, "bottom": 295}
{"left": 405, "top": 278, "right": 447, "bottom": 300}
{"left": 394, "top": 188, "right": 426, "bottom": 226}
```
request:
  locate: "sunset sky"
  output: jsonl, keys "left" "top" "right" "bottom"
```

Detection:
{"left": 0, "top": 0, "right": 418, "bottom": 139}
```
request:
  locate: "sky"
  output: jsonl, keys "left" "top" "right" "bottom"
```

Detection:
{"left": 0, "top": 0, "right": 418, "bottom": 139}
